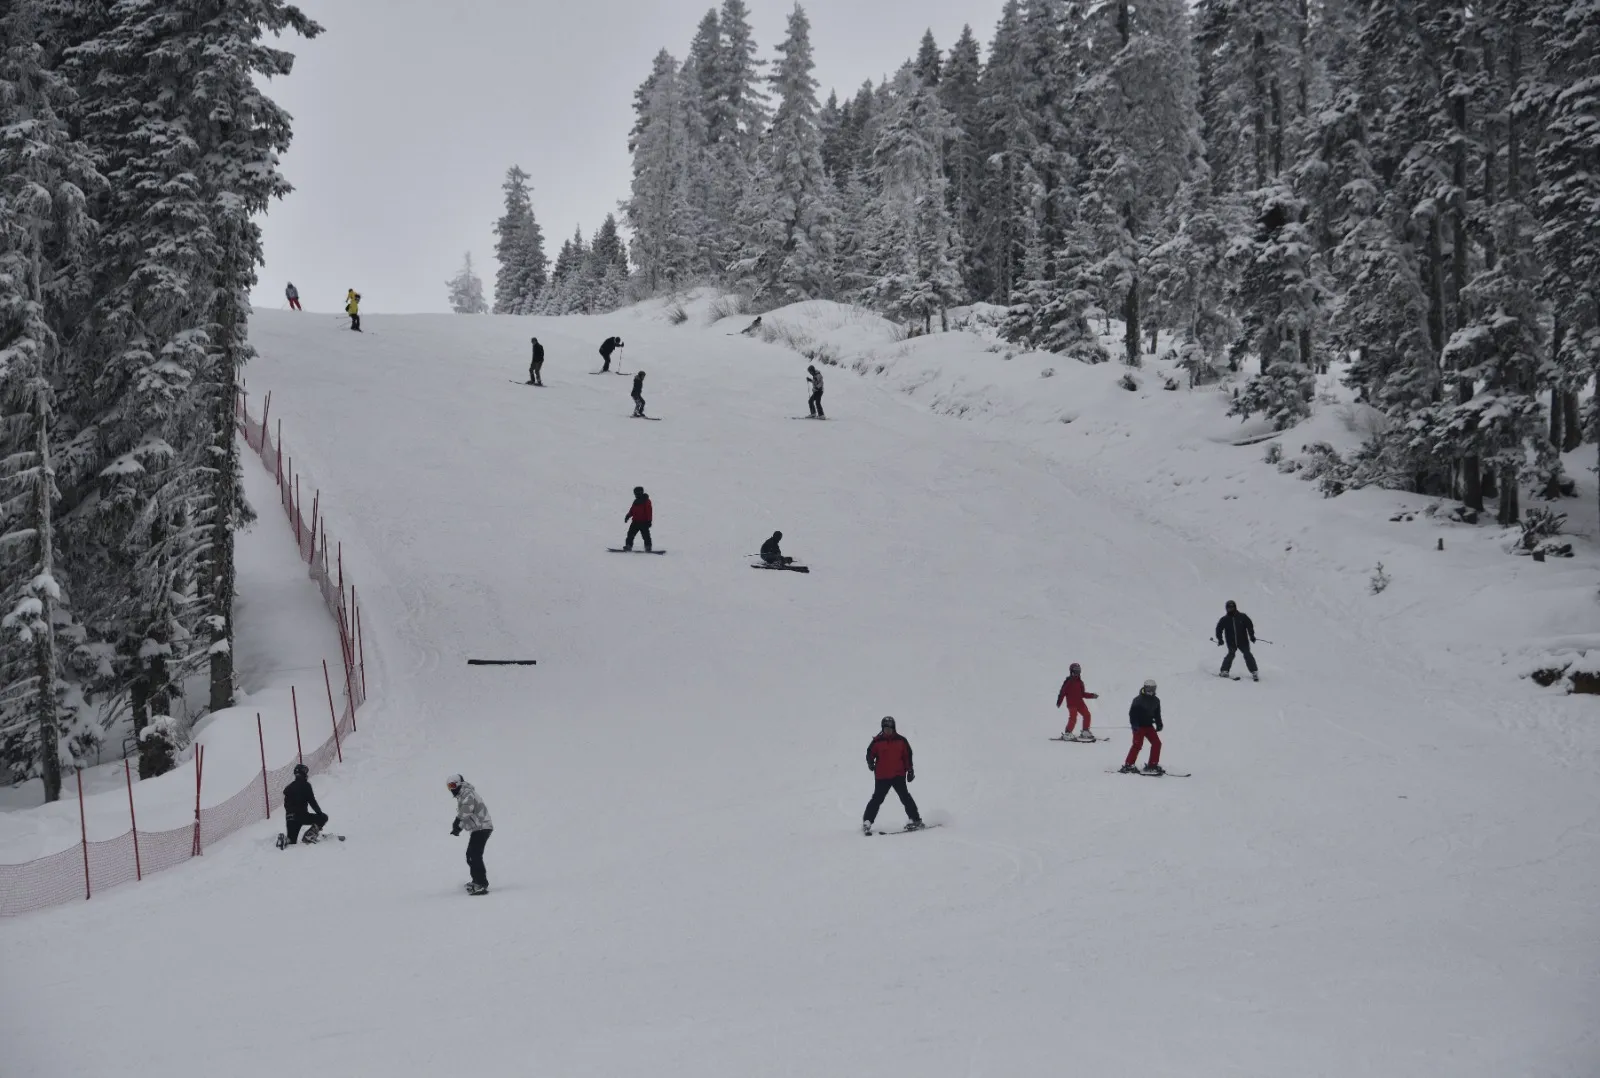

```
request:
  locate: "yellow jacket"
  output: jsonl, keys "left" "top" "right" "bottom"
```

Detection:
{"left": 345, "top": 291, "right": 360, "bottom": 315}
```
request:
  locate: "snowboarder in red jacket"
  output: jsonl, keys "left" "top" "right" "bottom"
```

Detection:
{"left": 863, "top": 716, "right": 924, "bottom": 834}
{"left": 623, "top": 486, "right": 653, "bottom": 551}
{"left": 1056, "top": 662, "right": 1099, "bottom": 740}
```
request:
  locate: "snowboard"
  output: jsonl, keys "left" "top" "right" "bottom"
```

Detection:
{"left": 751, "top": 562, "right": 809, "bottom": 573}
{"left": 866, "top": 823, "right": 943, "bottom": 836}
{"left": 1050, "top": 735, "right": 1108, "bottom": 743}
{"left": 608, "top": 548, "right": 666, "bottom": 554}
{"left": 1106, "top": 768, "right": 1192, "bottom": 778}
{"left": 276, "top": 833, "right": 346, "bottom": 849}
{"left": 628, "top": 414, "right": 662, "bottom": 421}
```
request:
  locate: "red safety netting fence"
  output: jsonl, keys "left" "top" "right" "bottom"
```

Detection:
{"left": 0, "top": 391, "right": 369, "bottom": 917}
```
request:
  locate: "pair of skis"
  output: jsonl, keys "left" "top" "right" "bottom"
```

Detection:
{"left": 1050, "top": 733, "right": 1192, "bottom": 775}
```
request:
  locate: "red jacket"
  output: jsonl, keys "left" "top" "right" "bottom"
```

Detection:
{"left": 1057, "top": 675, "right": 1097, "bottom": 708}
{"left": 625, "top": 497, "right": 652, "bottom": 525}
{"left": 866, "top": 733, "right": 913, "bottom": 779}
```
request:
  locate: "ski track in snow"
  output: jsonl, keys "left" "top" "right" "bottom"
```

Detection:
{"left": 1, "top": 307, "right": 1596, "bottom": 1077}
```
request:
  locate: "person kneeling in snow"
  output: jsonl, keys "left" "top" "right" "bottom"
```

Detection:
{"left": 448, "top": 774, "right": 494, "bottom": 895}
{"left": 760, "top": 530, "right": 793, "bottom": 566}
{"left": 283, "top": 764, "right": 329, "bottom": 844}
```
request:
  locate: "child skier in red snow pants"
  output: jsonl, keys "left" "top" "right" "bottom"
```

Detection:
{"left": 1056, "top": 664, "right": 1099, "bottom": 737}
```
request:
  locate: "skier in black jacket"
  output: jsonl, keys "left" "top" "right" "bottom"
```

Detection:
{"left": 282, "top": 764, "right": 329, "bottom": 844}
{"left": 599, "top": 336, "right": 624, "bottom": 372}
{"left": 759, "top": 531, "right": 793, "bottom": 566}
{"left": 528, "top": 337, "right": 545, "bottom": 385}
{"left": 806, "top": 365, "right": 825, "bottom": 418}
{"left": 1215, "top": 600, "right": 1259, "bottom": 680}
{"left": 631, "top": 371, "right": 646, "bottom": 416}
{"left": 1119, "top": 680, "right": 1164, "bottom": 774}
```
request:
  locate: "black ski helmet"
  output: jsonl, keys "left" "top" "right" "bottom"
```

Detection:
{"left": 293, "top": 763, "right": 308, "bottom": 779}
{"left": 633, "top": 486, "right": 645, "bottom": 497}
{"left": 880, "top": 716, "right": 896, "bottom": 730}
{"left": 1069, "top": 662, "right": 1081, "bottom": 675}
{"left": 773, "top": 530, "right": 783, "bottom": 540}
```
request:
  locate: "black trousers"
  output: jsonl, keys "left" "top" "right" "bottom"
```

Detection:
{"left": 466, "top": 828, "right": 492, "bottom": 886}
{"left": 286, "top": 810, "right": 328, "bottom": 844}
{"left": 1221, "top": 643, "right": 1258, "bottom": 674}
{"left": 600, "top": 351, "right": 613, "bottom": 371}
{"left": 632, "top": 392, "right": 645, "bottom": 415}
{"left": 349, "top": 313, "right": 361, "bottom": 332}
{"left": 809, "top": 389, "right": 824, "bottom": 416}
{"left": 864, "top": 777, "right": 920, "bottom": 824}
{"left": 529, "top": 360, "right": 543, "bottom": 385}
{"left": 625, "top": 522, "right": 652, "bottom": 551}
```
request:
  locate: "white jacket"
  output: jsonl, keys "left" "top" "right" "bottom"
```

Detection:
{"left": 453, "top": 782, "right": 493, "bottom": 831}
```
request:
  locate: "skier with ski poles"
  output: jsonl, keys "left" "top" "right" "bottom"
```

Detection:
{"left": 623, "top": 486, "right": 653, "bottom": 551}
{"left": 281, "top": 764, "right": 329, "bottom": 845}
{"left": 631, "top": 371, "right": 647, "bottom": 417}
{"left": 1055, "top": 662, "right": 1099, "bottom": 740}
{"left": 345, "top": 289, "right": 362, "bottom": 332}
{"left": 528, "top": 337, "right": 545, "bottom": 385}
{"left": 1215, "top": 599, "right": 1259, "bottom": 681}
{"left": 1119, "top": 680, "right": 1164, "bottom": 775}
{"left": 863, "top": 717, "right": 925, "bottom": 834}
{"left": 599, "top": 336, "right": 624, "bottom": 372}
{"left": 806, "top": 364, "right": 825, "bottom": 418}
{"left": 447, "top": 774, "right": 493, "bottom": 895}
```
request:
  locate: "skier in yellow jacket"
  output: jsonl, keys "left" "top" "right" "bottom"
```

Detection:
{"left": 345, "top": 289, "right": 362, "bottom": 332}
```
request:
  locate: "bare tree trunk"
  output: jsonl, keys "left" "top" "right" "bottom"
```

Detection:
{"left": 1123, "top": 277, "right": 1141, "bottom": 367}
{"left": 1561, "top": 390, "right": 1581, "bottom": 453}
{"left": 1148, "top": 324, "right": 1158, "bottom": 355}
{"left": 31, "top": 397, "right": 62, "bottom": 804}
{"left": 1451, "top": 34, "right": 1482, "bottom": 511}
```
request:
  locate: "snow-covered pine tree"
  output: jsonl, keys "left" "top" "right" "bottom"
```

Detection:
{"left": 60, "top": 0, "right": 319, "bottom": 730}
{"left": 1147, "top": 180, "right": 1237, "bottom": 383}
{"left": 0, "top": 0, "right": 101, "bottom": 796}
{"left": 938, "top": 26, "right": 985, "bottom": 297}
{"left": 446, "top": 252, "right": 489, "bottom": 313}
{"left": 1227, "top": 186, "right": 1322, "bottom": 427}
{"left": 536, "top": 226, "right": 591, "bottom": 315}
{"left": 492, "top": 166, "right": 549, "bottom": 314}
{"left": 626, "top": 52, "right": 703, "bottom": 292}
{"left": 731, "top": 4, "right": 836, "bottom": 304}
{"left": 973, "top": 0, "right": 1035, "bottom": 305}
{"left": 1532, "top": 0, "right": 1600, "bottom": 504}
{"left": 584, "top": 214, "right": 631, "bottom": 312}
{"left": 1074, "top": 0, "right": 1204, "bottom": 365}
{"left": 914, "top": 30, "right": 942, "bottom": 86}
{"left": 863, "top": 66, "right": 965, "bottom": 332}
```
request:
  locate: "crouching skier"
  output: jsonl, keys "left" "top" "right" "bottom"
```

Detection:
{"left": 447, "top": 774, "right": 494, "bottom": 894}
{"left": 279, "top": 764, "right": 329, "bottom": 846}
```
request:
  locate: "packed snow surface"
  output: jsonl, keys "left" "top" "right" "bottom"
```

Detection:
{"left": 2, "top": 305, "right": 1596, "bottom": 1076}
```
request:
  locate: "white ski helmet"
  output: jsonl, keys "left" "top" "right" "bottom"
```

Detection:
{"left": 446, "top": 774, "right": 464, "bottom": 792}
{"left": 1141, "top": 679, "right": 1157, "bottom": 693}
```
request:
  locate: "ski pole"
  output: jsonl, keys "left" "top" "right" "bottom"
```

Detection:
{"left": 1255, "top": 638, "right": 1274, "bottom": 645}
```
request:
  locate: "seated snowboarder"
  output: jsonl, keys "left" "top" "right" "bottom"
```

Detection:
{"left": 282, "top": 763, "right": 329, "bottom": 844}
{"left": 760, "top": 531, "right": 793, "bottom": 566}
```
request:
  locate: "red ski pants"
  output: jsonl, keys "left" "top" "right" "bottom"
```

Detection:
{"left": 1065, "top": 702, "right": 1092, "bottom": 733}
{"left": 1125, "top": 728, "right": 1161, "bottom": 768}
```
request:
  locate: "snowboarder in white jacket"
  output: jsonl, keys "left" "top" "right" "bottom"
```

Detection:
{"left": 447, "top": 774, "right": 494, "bottom": 894}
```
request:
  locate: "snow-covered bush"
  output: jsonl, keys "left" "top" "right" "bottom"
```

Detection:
{"left": 1369, "top": 563, "right": 1391, "bottom": 594}
{"left": 666, "top": 304, "right": 688, "bottom": 325}
{"left": 1517, "top": 508, "right": 1566, "bottom": 552}
{"left": 1299, "top": 442, "right": 1352, "bottom": 497}
{"left": 137, "top": 716, "right": 182, "bottom": 779}
{"left": 1263, "top": 443, "right": 1283, "bottom": 465}
{"left": 1118, "top": 373, "right": 1139, "bottom": 392}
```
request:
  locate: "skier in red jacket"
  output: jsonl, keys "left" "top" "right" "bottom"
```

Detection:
{"left": 623, "top": 486, "right": 653, "bottom": 551}
{"left": 863, "top": 716, "right": 924, "bottom": 834}
{"left": 1055, "top": 662, "right": 1099, "bottom": 740}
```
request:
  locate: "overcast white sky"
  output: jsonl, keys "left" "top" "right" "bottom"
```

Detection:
{"left": 253, "top": 0, "right": 1003, "bottom": 314}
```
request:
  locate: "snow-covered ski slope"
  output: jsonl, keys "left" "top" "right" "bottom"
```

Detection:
{"left": 4, "top": 305, "right": 1597, "bottom": 1077}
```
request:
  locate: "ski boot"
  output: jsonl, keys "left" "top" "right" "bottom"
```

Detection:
{"left": 862, "top": 821, "right": 874, "bottom": 836}
{"left": 1118, "top": 764, "right": 1140, "bottom": 774}
{"left": 1251, "top": 673, "right": 1259, "bottom": 682}
{"left": 1142, "top": 764, "right": 1166, "bottom": 776}
{"left": 466, "top": 882, "right": 489, "bottom": 896}
{"left": 904, "top": 820, "right": 926, "bottom": 831}
{"left": 275, "top": 833, "right": 287, "bottom": 850}
{"left": 1078, "top": 731, "right": 1097, "bottom": 742}
{"left": 303, "top": 825, "right": 322, "bottom": 844}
